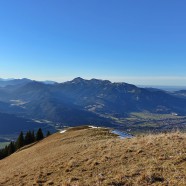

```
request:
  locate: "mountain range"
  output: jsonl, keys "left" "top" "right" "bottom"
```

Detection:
{"left": 0, "top": 77, "right": 186, "bottom": 138}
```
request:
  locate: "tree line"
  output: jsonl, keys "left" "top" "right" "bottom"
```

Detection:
{"left": 0, "top": 128, "right": 51, "bottom": 160}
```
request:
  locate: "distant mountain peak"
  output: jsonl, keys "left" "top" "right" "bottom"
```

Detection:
{"left": 72, "top": 77, "right": 85, "bottom": 82}
{"left": 69, "top": 77, "right": 88, "bottom": 85}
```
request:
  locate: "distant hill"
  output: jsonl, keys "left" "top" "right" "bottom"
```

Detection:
{"left": 0, "top": 78, "right": 57, "bottom": 87}
{"left": 0, "top": 78, "right": 32, "bottom": 87}
{"left": 0, "top": 127, "right": 185, "bottom": 185}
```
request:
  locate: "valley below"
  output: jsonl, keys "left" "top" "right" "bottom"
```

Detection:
{"left": 104, "top": 112, "right": 186, "bottom": 134}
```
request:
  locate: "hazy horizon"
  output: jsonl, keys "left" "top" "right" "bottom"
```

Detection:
{"left": 0, "top": 1, "right": 186, "bottom": 86}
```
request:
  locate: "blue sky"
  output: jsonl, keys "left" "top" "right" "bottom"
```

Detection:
{"left": 0, "top": 0, "right": 186, "bottom": 85}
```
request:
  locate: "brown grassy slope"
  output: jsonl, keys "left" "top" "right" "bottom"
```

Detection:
{"left": 0, "top": 127, "right": 186, "bottom": 186}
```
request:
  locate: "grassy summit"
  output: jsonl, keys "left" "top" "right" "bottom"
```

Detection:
{"left": 0, "top": 126, "right": 185, "bottom": 185}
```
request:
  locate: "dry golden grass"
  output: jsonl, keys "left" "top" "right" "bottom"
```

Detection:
{"left": 0, "top": 127, "right": 186, "bottom": 186}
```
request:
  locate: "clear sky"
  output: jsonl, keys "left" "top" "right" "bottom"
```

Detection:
{"left": 0, "top": 0, "right": 186, "bottom": 85}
